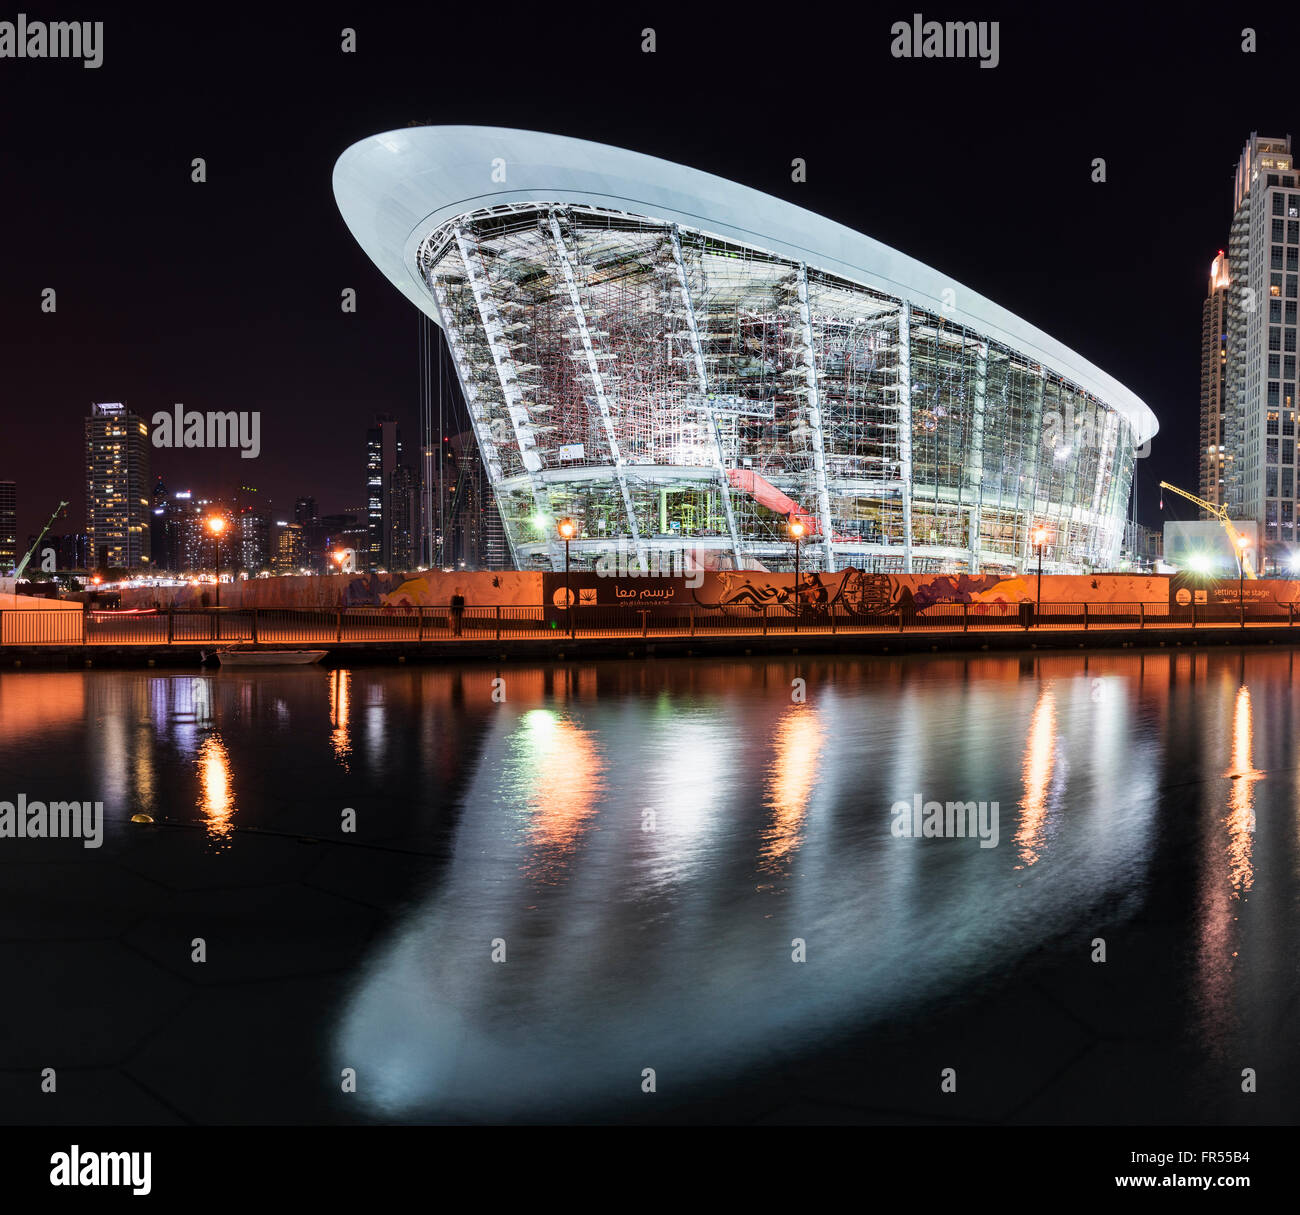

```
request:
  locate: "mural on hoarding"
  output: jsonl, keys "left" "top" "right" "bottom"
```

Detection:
{"left": 695, "top": 570, "right": 1033, "bottom": 617}
{"left": 540, "top": 569, "right": 1036, "bottom": 619}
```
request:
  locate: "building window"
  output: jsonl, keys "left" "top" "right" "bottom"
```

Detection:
{"left": 1277, "top": 194, "right": 1287, "bottom": 216}
{"left": 1268, "top": 410, "right": 1280, "bottom": 435}
{"left": 1286, "top": 438, "right": 1295, "bottom": 465}
{"left": 1267, "top": 437, "right": 1279, "bottom": 464}
{"left": 1267, "top": 468, "right": 1278, "bottom": 496}
{"left": 1271, "top": 327, "right": 1283, "bottom": 350}
{"left": 1275, "top": 217, "right": 1286, "bottom": 240}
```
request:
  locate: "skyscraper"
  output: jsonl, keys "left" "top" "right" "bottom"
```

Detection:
{"left": 366, "top": 414, "right": 402, "bottom": 568}
{"left": 1221, "top": 134, "right": 1300, "bottom": 544}
{"left": 0, "top": 480, "right": 16, "bottom": 572}
{"left": 1199, "top": 253, "right": 1232, "bottom": 513}
{"left": 84, "top": 402, "right": 151, "bottom": 570}
{"left": 388, "top": 464, "right": 418, "bottom": 571}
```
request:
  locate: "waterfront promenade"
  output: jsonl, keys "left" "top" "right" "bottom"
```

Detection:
{"left": 1, "top": 600, "right": 1297, "bottom": 664}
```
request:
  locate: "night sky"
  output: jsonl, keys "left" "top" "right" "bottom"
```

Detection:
{"left": 3, "top": 2, "right": 1297, "bottom": 546}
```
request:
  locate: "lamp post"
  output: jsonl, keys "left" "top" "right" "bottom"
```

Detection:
{"left": 1237, "top": 533, "right": 1249, "bottom": 628}
{"left": 557, "top": 518, "right": 576, "bottom": 638}
{"left": 206, "top": 516, "right": 227, "bottom": 608}
{"left": 789, "top": 517, "right": 806, "bottom": 631}
{"left": 1031, "top": 524, "right": 1048, "bottom": 620}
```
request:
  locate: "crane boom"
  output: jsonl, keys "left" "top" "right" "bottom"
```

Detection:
{"left": 1159, "top": 481, "right": 1256, "bottom": 579}
{"left": 11, "top": 500, "right": 70, "bottom": 580}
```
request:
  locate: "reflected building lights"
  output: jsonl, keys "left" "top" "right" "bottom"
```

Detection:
{"left": 1016, "top": 687, "right": 1057, "bottom": 868}
{"left": 330, "top": 669, "right": 352, "bottom": 769}
{"left": 198, "top": 733, "right": 237, "bottom": 847}
{"left": 1224, "top": 684, "right": 1261, "bottom": 897}
{"left": 760, "top": 707, "right": 825, "bottom": 872}
{"left": 512, "top": 709, "right": 603, "bottom": 884}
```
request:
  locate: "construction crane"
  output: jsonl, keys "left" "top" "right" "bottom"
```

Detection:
{"left": 1158, "top": 481, "right": 1256, "bottom": 579}
{"left": 11, "top": 500, "right": 70, "bottom": 580}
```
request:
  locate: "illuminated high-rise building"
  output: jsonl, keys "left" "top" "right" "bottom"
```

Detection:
{"left": 84, "top": 402, "right": 151, "bottom": 570}
{"left": 0, "top": 480, "right": 15, "bottom": 572}
{"left": 366, "top": 415, "right": 402, "bottom": 568}
{"left": 1199, "top": 253, "right": 1232, "bottom": 513}
{"left": 1223, "top": 133, "right": 1300, "bottom": 543}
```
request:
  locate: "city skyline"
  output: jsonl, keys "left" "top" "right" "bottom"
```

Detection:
{"left": 4, "top": 10, "right": 1298, "bottom": 555}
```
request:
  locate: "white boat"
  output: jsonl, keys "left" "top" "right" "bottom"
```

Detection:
{"left": 214, "top": 649, "right": 327, "bottom": 667}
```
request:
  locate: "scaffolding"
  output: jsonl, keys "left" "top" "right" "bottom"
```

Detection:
{"left": 418, "top": 203, "right": 1137, "bottom": 574}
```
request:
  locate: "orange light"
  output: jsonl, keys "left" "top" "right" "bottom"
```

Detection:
{"left": 1031, "top": 526, "right": 1048, "bottom": 547}
{"left": 1237, "top": 534, "right": 1249, "bottom": 549}
{"left": 206, "top": 516, "right": 227, "bottom": 536}
{"left": 789, "top": 519, "right": 806, "bottom": 540}
{"left": 332, "top": 550, "right": 346, "bottom": 564}
{"left": 557, "top": 518, "right": 577, "bottom": 540}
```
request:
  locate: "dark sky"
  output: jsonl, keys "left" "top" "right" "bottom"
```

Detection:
{"left": 2, "top": 2, "right": 1297, "bottom": 545}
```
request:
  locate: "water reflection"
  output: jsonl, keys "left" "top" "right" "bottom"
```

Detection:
{"left": 2, "top": 651, "right": 1298, "bottom": 1120}
{"left": 760, "top": 706, "right": 825, "bottom": 873}
{"left": 197, "top": 733, "right": 237, "bottom": 847}
{"left": 330, "top": 669, "right": 352, "bottom": 770}
{"left": 511, "top": 710, "right": 604, "bottom": 884}
{"left": 1016, "top": 687, "right": 1057, "bottom": 868}
{"left": 1225, "top": 685, "right": 1260, "bottom": 896}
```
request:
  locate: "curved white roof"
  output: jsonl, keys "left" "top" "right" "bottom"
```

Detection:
{"left": 334, "top": 125, "right": 1157, "bottom": 443}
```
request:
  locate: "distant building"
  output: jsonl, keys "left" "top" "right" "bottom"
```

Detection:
{"left": 366, "top": 415, "right": 402, "bottom": 568}
{"left": 237, "top": 507, "right": 272, "bottom": 572}
{"left": 0, "top": 479, "right": 15, "bottom": 572}
{"left": 1122, "top": 519, "right": 1162, "bottom": 569}
{"left": 149, "top": 477, "right": 173, "bottom": 571}
{"left": 273, "top": 521, "right": 305, "bottom": 573}
{"left": 58, "top": 532, "right": 89, "bottom": 570}
{"left": 1163, "top": 518, "right": 1258, "bottom": 577}
{"left": 321, "top": 512, "right": 367, "bottom": 572}
{"left": 85, "top": 402, "right": 151, "bottom": 571}
{"left": 388, "top": 464, "right": 419, "bottom": 571}
{"left": 443, "top": 430, "right": 509, "bottom": 569}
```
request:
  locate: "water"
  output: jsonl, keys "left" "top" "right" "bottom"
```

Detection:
{"left": 1, "top": 650, "right": 1297, "bottom": 1123}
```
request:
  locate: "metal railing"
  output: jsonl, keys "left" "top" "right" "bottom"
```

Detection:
{"left": 0, "top": 600, "right": 1297, "bottom": 647}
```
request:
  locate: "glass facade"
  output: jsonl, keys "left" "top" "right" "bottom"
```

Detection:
{"left": 418, "top": 204, "right": 1140, "bottom": 574}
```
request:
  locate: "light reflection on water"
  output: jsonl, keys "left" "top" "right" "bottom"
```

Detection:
{"left": 2, "top": 650, "right": 1298, "bottom": 1118}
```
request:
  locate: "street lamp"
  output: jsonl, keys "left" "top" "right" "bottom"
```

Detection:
{"left": 206, "top": 516, "right": 227, "bottom": 607}
{"left": 1031, "top": 524, "right": 1049, "bottom": 618}
{"left": 1236, "top": 533, "right": 1249, "bottom": 628}
{"left": 789, "top": 517, "right": 806, "bottom": 631}
{"left": 557, "top": 518, "right": 576, "bottom": 638}
{"left": 332, "top": 549, "right": 347, "bottom": 574}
